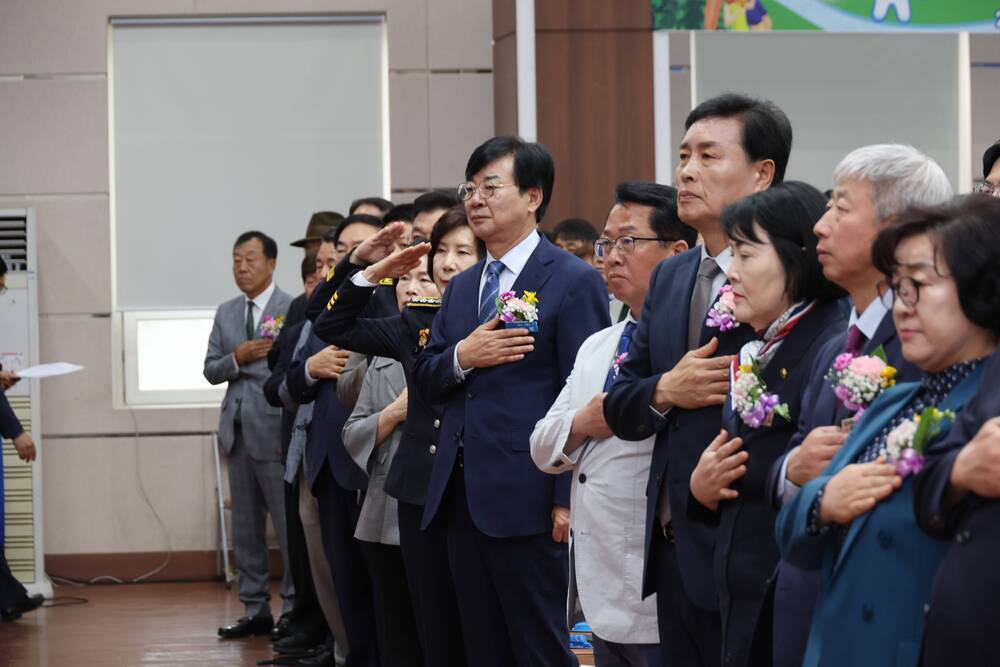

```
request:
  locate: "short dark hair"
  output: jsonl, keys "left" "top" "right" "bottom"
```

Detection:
{"left": 872, "top": 194, "right": 1000, "bottom": 336}
{"left": 234, "top": 231, "right": 278, "bottom": 260}
{"left": 331, "top": 213, "right": 385, "bottom": 246}
{"left": 465, "top": 136, "right": 556, "bottom": 222}
{"left": 613, "top": 181, "right": 697, "bottom": 248}
{"left": 413, "top": 191, "right": 460, "bottom": 217}
{"left": 427, "top": 205, "right": 486, "bottom": 283}
{"left": 0, "top": 256, "right": 7, "bottom": 276}
{"left": 722, "top": 181, "right": 844, "bottom": 303}
{"left": 301, "top": 251, "right": 317, "bottom": 282}
{"left": 349, "top": 197, "right": 393, "bottom": 217}
{"left": 552, "top": 218, "right": 598, "bottom": 243}
{"left": 686, "top": 93, "right": 793, "bottom": 185}
{"left": 383, "top": 204, "right": 415, "bottom": 225}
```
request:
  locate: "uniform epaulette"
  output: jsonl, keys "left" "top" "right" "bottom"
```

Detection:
{"left": 406, "top": 296, "right": 442, "bottom": 309}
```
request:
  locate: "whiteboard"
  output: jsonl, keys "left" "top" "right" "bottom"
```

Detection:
{"left": 111, "top": 17, "right": 388, "bottom": 311}
{"left": 690, "top": 32, "right": 963, "bottom": 192}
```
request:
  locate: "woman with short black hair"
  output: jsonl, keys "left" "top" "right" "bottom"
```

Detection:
{"left": 776, "top": 195, "right": 1000, "bottom": 667}
{"left": 689, "top": 181, "right": 846, "bottom": 667}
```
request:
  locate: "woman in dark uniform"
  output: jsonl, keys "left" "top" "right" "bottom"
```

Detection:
{"left": 312, "top": 206, "right": 484, "bottom": 666}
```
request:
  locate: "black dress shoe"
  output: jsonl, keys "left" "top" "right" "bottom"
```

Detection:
{"left": 297, "top": 648, "right": 336, "bottom": 666}
{"left": 0, "top": 608, "right": 21, "bottom": 623}
{"left": 17, "top": 594, "right": 44, "bottom": 614}
{"left": 218, "top": 615, "right": 274, "bottom": 639}
{"left": 270, "top": 614, "right": 293, "bottom": 641}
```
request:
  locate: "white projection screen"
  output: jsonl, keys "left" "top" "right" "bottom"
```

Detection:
{"left": 111, "top": 16, "right": 388, "bottom": 311}
{"left": 690, "top": 32, "right": 964, "bottom": 192}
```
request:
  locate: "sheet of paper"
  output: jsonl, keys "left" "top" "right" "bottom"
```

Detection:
{"left": 14, "top": 362, "right": 84, "bottom": 379}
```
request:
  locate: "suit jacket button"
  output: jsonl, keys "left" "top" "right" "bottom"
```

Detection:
{"left": 861, "top": 603, "right": 874, "bottom": 622}
{"left": 578, "top": 474, "right": 587, "bottom": 484}
{"left": 930, "top": 514, "right": 943, "bottom": 530}
{"left": 877, "top": 530, "right": 892, "bottom": 549}
{"left": 467, "top": 392, "right": 475, "bottom": 400}
{"left": 957, "top": 529, "right": 971, "bottom": 544}
{"left": 433, "top": 419, "right": 441, "bottom": 428}
{"left": 429, "top": 445, "right": 437, "bottom": 454}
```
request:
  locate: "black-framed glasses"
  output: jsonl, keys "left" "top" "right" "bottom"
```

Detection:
{"left": 457, "top": 181, "right": 512, "bottom": 202}
{"left": 594, "top": 236, "right": 663, "bottom": 258}
{"left": 878, "top": 277, "right": 922, "bottom": 308}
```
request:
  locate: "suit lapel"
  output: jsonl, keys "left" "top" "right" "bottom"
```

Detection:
{"left": 510, "top": 237, "right": 556, "bottom": 300}
{"left": 832, "top": 383, "right": 920, "bottom": 578}
{"left": 664, "top": 251, "right": 700, "bottom": 363}
{"left": 458, "top": 258, "right": 487, "bottom": 332}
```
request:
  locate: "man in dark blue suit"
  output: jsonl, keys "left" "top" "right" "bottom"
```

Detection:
{"left": 603, "top": 93, "right": 792, "bottom": 667}
{"left": 764, "top": 143, "right": 952, "bottom": 667}
{"left": 412, "top": 136, "right": 610, "bottom": 666}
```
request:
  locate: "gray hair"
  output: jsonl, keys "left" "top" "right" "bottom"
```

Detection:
{"left": 832, "top": 144, "right": 953, "bottom": 222}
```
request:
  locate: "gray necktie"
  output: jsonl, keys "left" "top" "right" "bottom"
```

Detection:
{"left": 687, "top": 257, "right": 722, "bottom": 349}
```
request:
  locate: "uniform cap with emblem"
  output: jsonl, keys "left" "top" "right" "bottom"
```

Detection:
{"left": 291, "top": 211, "right": 344, "bottom": 248}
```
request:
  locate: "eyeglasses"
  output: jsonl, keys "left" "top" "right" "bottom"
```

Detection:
{"left": 594, "top": 236, "right": 663, "bottom": 258}
{"left": 878, "top": 277, "right": 922, "bottom": 308}
{"left": 457, "top": 181, "right": 512, "bottom": 202}
{"left": 976, "top": 182, "right": 1000, "bottom": 198}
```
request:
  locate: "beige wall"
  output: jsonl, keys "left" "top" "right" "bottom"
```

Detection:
{"left": 0, "top": 0, "right": 493, "bottom": 565}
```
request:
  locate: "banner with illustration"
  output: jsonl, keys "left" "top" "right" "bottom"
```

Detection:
{"left": 652, "top": 1, "right": 1000, "bottom": 32}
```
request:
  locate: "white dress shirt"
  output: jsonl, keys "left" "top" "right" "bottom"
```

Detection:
{"left": 246, "top": 281, "right": 276, "bottom": 330}
{"left": 530, "top": 317, "right": 659, "bottom": 644}
{"left": 453, "top": 230, "right": 541, "bottom": 379}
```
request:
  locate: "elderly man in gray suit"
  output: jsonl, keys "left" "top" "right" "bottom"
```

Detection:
{"left": 531, "top": 183, "right": 696, "bottom": 666}
{"left": 205, "top": 230, "right": 295, "bottom": 639}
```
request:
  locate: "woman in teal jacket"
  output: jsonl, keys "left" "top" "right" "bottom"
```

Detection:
{"left": 775, "top": 195, "right": 1000, "bottom": 667}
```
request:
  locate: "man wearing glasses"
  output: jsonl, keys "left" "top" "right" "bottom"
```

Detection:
{"left": 531, "top": 182, "right": 695, "bottom": 666}
{"left": 413, "top": 136, "right": 610, "bottom": 666}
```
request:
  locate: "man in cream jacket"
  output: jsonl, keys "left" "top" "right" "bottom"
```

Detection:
{"left": 531, "top": 182, "right": 696, "bottom": 666}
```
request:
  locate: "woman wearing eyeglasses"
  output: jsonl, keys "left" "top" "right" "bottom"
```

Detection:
{"left": 775, "top": 195, "right": 1000, "bottom": 667}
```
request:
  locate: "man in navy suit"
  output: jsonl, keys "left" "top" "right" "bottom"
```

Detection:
{"left": 765, "top": 144, "right": 952, "bottom": 667}
{"left": 603, "top": 93, "right": 792, "bottom": 667}
{"left": 413, "top": 136, "right": 610, "bottom": 666}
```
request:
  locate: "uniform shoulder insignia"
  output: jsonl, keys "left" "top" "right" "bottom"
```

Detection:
{"left": 406, "top": 296, "right": 441, "bottom": 309}
{"left": 379, "top": 277, "right": 395, "bottom": 286}
{"left": 325, "top": 267, "right": 336, "bottom": 282}
{"left": 326, "top": 291, "right": 339, "bottom": 310}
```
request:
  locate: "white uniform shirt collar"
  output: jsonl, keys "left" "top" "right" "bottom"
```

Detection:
{"left": 849, "top": 292, "right": 892, "bottom": 341}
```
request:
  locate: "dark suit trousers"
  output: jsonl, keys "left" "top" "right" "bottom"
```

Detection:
{"left": 397, "top": 500, "right": 467, "bottom": 666}
{"left": 314, "top": 464, "right": 378, "bottom": 667}
{"left": 653, "top": 528, "right": 721, "bottom": 667}
{"left": 283, "top": 472, "right": 325, "bottom": 635}
{"left": 443, "top": 461, "right": 575, "bottom": 667}
{"left": 359, "top": 540, "right": 424, "bottom": 667}
{"left": 771, "top": 561, "right": 819, "bottom": 667}
{"left": 0, "top": 548, "right": 28, "bottom": 610}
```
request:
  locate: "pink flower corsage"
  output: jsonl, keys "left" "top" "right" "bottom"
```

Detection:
{"left": 706, "top": 285, "right": 739, "bottom": 331}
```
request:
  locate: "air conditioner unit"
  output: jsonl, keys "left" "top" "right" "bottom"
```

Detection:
{"left": 0, "top": 208, "right": 52, "bottom": 598}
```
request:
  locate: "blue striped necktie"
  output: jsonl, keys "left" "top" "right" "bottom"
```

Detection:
{"left": 478, "top": 260, "right": 505, "bottom": 324}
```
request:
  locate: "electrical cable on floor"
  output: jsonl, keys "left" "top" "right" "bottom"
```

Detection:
{"left": 44, "top": 409, "right": 175, "bottom": 587}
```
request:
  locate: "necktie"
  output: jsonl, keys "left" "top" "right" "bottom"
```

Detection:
{"left": 245, "top": 300, "right": 255, "bottom": 340}
{"left": 845, "top": 324, "right": 866, "bottom": 356}
{"left": 687, "top": 257, "right": 722, "bottom": 349}
{"left": 603, "top": 321, "right": 637, "bottom": 392}
{"left": 478, "top": 260, "right": 505, "bottom": 324}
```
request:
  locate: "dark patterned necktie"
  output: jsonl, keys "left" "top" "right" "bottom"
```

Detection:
{"left": 603, "top": 321, "right": 637, "bottom": 392}
{"left": 245, "top": 300, "right": 255, "bottom": 340}
{"left": 478, "top": 260, "right": 505, "bottom": 324}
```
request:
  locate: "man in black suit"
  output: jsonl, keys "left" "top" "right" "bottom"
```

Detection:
{"left": 764, "top": 144, "right": 952, "bottom": 667}
{"left": 604, "top": 93, "right": 792, "bottom": 667}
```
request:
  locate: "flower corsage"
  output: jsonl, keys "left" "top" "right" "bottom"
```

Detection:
{"left": 731, "top": 360, "right": 790, "bottom": 429}
{"left": 706, "top": 285, "right": 739, "bottom": 331}
{"left": 883, "top": 407, "right": 955, "bottom": 478}
{"left": 259, "top": 315, "right": 285, "bottom": 341}
{"left": 496, "top": 290, "right": 539, "bottom": 332}
{"left": 825, "top": 345, "right": 897, "bottom": 424}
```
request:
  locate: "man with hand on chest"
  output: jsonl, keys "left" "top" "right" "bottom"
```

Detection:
{"left": 604, "top": 93, "right": 793, "bottom": 667}
{"left": 413, "top": 136, "right": 610, "bottom": 666}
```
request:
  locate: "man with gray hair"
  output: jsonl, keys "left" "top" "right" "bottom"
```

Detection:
{"left": 766, "top": 143, "right": 952, "bottom": 667}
